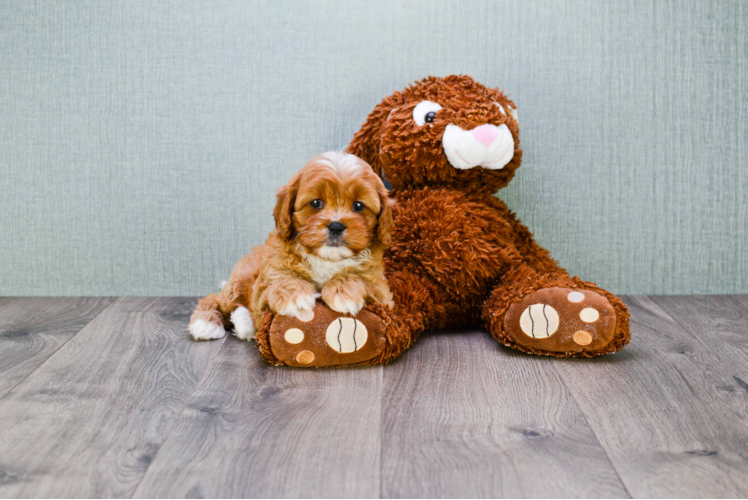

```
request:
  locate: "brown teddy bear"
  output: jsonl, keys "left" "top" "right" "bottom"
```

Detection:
{"left": 254, "top": 75, "right": 631, "bottom": 367}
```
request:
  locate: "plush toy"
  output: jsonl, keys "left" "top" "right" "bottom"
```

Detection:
{"left": 254, "top": 75, "right": 630, "bottom": 367}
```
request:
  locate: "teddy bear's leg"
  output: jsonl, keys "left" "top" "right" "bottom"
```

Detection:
{"left": 482, "top": 266, "right": 631, "bottom": 357}
{"left": 252, "top": 268, "right": 431, "bottom": 367}
{"left": 252, "top": 303, "right": 417, "bottom": 367}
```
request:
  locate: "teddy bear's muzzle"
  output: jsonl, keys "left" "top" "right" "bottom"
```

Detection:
{"left": 442, "top": 123, "right": 515, "bottom": 171}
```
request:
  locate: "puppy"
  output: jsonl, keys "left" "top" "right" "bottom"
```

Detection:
{"left": 189, "top": 152, "right": 394, "bottom": 341}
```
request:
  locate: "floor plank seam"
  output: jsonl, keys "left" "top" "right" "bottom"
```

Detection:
{"left": 128, "top": 332, "right": 228, "bottom": 499}
{"left": 550, "top": 361, "right": 633, "bottom": 499}
{"left": 378, "top": 365, "right": 384, "bottom": 500}
{"left": 0, "top": 297, "right": 119, "bottom": 402}
{"left": 647, "top": 296, "right": 723, "bottom": 353}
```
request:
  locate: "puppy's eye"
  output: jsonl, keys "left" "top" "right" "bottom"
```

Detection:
{"left": 413, "top": 100, "right": 443, "bottom": 126}
{"left": 310, "top": 199, "right": 324, "bottom": 209}
{"left": 352, "top": 201, "right": 365, "bottom": 212}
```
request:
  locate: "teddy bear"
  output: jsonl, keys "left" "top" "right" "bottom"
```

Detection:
{"left": 253, "top": 75, "right": 630, "bottom": 367}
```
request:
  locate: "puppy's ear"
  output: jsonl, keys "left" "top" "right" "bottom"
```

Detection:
{"left": 374, "top": 182, "right": 393, "bottom": 246}
{"left": 273, "top": 173, "right": 300, "bottom": 240}
{"left": 346, "top": 93, "right": 404, "bottom": 176}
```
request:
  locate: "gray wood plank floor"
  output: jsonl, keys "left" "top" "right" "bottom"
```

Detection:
{"left": 0, "top": 297, "right": 115, "bottom": 399}
{"left": 0, "top": 296, "right": 746, "bottom": 498}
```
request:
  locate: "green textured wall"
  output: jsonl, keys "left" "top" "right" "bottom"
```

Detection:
{"left": 1, "top": 0, "right": 746, "bottom": 296}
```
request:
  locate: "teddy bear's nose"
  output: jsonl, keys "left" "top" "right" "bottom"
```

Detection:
{"left": 472, "top": 124, "right": 498, "bottom": 147}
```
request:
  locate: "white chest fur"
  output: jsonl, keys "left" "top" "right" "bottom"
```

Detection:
{"left": 303, "top": 249, "right": 371, "bottom": 287}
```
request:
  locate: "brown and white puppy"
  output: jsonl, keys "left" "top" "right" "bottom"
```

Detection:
{"left": 189, "top": 152, "right": 394, "bottom": 341}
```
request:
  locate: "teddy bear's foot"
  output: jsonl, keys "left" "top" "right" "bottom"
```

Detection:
{"left": 501, "top": 287, "right": 620, "bottom": 356}
{"left": 254, "top": 302, "right": 403, "bottom": 367}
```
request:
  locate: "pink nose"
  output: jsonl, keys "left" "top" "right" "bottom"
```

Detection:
{"left": 472, "top": 124, "right": 498, "bottom": 147}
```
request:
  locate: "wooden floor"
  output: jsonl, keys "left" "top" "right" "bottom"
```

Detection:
{"left": 0, "top": 296, "right": 747, "bottom": 498}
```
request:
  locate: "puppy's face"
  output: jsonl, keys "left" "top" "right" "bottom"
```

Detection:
{"left": 274, "top": 152, "right": 392, "bottom": 261}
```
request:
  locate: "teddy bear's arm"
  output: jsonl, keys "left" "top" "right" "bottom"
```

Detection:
{"left": 389, "top": 188, "right": 527, "bottom": 294}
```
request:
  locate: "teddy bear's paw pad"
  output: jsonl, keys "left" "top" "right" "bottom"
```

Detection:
{"left": 504, "top": 287, "right": 616, "bottom": 353}
{"left": 267, "top": 304, "right": 386, "bottom": 367}
{"left": 326, "top": 318, "right": 368, "bottom": 353}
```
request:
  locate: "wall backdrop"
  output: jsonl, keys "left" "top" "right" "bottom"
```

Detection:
{"left": 1, "top": 0, "right": 746, "bottom": 296}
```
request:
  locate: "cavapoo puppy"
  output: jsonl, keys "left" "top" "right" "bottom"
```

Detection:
{"left": 189, "top": 151, "right": 394, "bottom": 341}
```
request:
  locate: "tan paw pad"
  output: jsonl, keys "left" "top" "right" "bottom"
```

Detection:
{"left": 579, "top": 308, "right": 600, "bottom": 323}
{"left": 519, "top": 304, "right": 559, "bottom": 339}
{"left": 573, "top": 331, "right": 593, "bottom": 345}
{"left": 567, "top": 291, "right": 585, "bottom": 303}
{"left": 295, "top": 350, "right": 315, "bottom": 364}
{"left": 326, "top": 317, "right": 368, "bottom": 353}
{"left": 296, "top": 309, "right": 314, "bottom": 322}
{"left": 284, "top": 328, "right": 304, "bottom": 344}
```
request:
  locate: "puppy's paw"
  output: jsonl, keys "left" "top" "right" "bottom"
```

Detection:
{"left": 189, "top": 319, "right": 226, "bottom": 340}
{"left": 231, "top": 306, "right": 256, "bottom": 340}
{"left": 326, "top": 294, "right": 365, "bottom": 316}
{"left": 321, "top": 282, "right": 366, "bottom": 316}
{"left": 322, "top": 279, "right": 367, "bottom": 316}
{"left": 276, "top": 293, "right": 317, "bottom": 320}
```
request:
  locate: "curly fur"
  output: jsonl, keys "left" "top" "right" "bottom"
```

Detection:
{"left": 342, "top": 75, "right": 631, "bottom": 359}
{"left": 247, "top": 75, "right": 631, "bottom": 366}
{"left": 190, "top": 152, "right": 393, "bottom": 340}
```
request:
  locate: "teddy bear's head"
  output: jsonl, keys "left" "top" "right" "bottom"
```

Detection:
{"left": 347, "top": 75, "right": 522, "bottom": 194}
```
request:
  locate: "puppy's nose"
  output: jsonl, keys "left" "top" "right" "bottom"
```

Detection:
{"left": 472, "top": 124, "right": 498, "bottom": 147}
{"left": 327, "top": 221, "right": 346, "bottom": 236}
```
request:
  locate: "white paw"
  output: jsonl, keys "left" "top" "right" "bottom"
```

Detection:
{"left": 230, "top": 306, "right": 255, "bottom": 340}
{"left": 277, "top": 293, "right": 317, "bottom": 319}
{"left": 189, "top": 319, "right": 226, "bottom": 340}
{"left": 326, "top": 294, "right": 365, "bottom": 316}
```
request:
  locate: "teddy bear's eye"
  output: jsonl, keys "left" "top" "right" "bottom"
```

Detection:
{"left": 413, "top": 100, "right": 443, "bottom": 127}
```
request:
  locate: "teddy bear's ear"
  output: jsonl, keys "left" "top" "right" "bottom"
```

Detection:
{"left": 506, "top": 104, "right": 518, "bottom": 124}
{"left": 346, "top": 93, "right": 404, "bottom": 175}
{"left": 489, "top": 88, "right": 519, "bottom": 126}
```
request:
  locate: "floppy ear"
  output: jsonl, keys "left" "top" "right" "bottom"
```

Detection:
{"left": 346, "top": 93, "right": 404, "bottom": 176}
{"left": 273, "top": 173, "right": 300, "bottom": 240}
{"left": 374, "top": 182, "right": 393, "bottom": 246}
